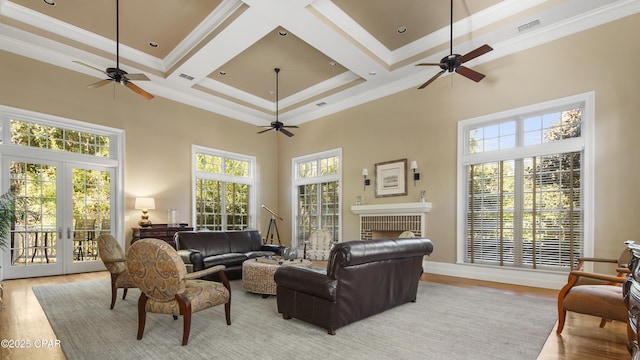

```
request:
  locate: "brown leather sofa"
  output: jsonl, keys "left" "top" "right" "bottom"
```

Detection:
{"left": 274, "top": 237, "right": 433, "bottom": 334}
{"left": 174, "top": 230, "right": 283, "bottom": 281}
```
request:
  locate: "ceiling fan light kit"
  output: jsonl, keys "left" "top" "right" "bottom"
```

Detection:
{"left": 74, "top": 0, "right": 153, "bottom": 100}
{"left": 416, "top": 0, "right": 493, "bottom": 89}
{"left": 257, "top": 68, "right": 299, "bottom": 137}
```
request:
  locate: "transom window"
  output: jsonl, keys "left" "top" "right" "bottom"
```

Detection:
{"left": 192, "top": 146, "right": 255, "bottom": 231}
{"left": 458, "top": 93, "right": 593, "bottom": 272}
{"left": 8, "top": 119, "right": 110, "bottom": 157}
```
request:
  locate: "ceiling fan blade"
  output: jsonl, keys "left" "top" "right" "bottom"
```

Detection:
{"left": 416, "top": 63, "right": 445, "bottom": 67}
{"left": 280, "top": 128, "right": 295, "bottom": 137}
{"left": 257, "top": 128, "right": 272, "bottom": 134}
{"left": 88, "top": 79, "right": 113, "bottom": 88}
{"left": 456, "top": 66, "right": 486, "bottom": 82}
{"left": 282, "top": 125, "right": 299, "bottom": 129}
{"left": 460, "top": 44, "right": 493, "bottom": 64}
{"left": 418, "top": 70, "right": 446, "bottom": 89}
{"left": 73, "top": 60, "right": 109, "bottom": 76}
{"left": 123, "top": 73, "right": 150, "bottom": 81}
{"left": 124, "top": 81, "right": 154, "bottom": 100}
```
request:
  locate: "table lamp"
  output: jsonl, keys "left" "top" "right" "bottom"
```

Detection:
{"left": 135, "top": 197, "right": 155, "bottom": 227}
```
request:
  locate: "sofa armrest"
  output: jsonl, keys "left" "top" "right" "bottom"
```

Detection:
{"left": 274, "top": 266, "right": 337, "bottom": 302}
{"left": 176, "top": 249, "right": 204, "bottom": 272}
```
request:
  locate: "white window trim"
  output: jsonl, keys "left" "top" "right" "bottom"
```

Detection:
{"left": 291, "top": 148, "right": 342, "bottom": 248}
{"left": 456, "top": 92, "right": 595, "bottom": 268}
{"left": 191, "top": 145, "right": 257, "bottom": 230}
{"left": 0, "top": 104, "right": 125, "bottom": 253}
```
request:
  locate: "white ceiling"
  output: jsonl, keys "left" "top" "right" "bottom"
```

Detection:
{"left": 0, "top": 0, "right": 637, "bottom": 129}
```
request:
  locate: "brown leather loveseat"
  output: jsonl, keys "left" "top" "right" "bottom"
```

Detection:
{"left": 274, "top": 237, "right": 434, "bottom": 334}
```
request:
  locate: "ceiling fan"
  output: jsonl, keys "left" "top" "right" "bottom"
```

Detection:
{"left": 416, "top": 0, "right": 493, "bottom": 89}
{"left": 258, "top": 68, "right": 298, "bottom": 137}
{"left": 73, "top": 0, "right": 153, "bottom": 100}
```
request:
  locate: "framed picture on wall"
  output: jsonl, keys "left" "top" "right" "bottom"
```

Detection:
{"left": 375, "top": 159, "right": 407, "bottom": 197}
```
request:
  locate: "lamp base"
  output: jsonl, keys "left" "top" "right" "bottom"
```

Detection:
{"left": 138, "top": 219, "right": 152, "bottom": 227}
{"left": 139, "top": 210, "right": 152, "bottom": 227}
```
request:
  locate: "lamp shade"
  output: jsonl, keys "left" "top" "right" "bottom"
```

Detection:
{"left": 135, "top": 197, "right": 156, "bottom": 210}
{"left": 362, "top": 168, "right": 368, "bottom": 177}
{"left": 410, "top": 161, "right": 418, "bottom": 170}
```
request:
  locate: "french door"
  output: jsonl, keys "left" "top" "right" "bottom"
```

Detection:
{"left": 2, "top": 157, "right": 114, "bottom": 279}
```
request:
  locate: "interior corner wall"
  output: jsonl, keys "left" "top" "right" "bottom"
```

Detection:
{"left": 277, "top": 13, "right": 640, "bottom": 266}
{"left": 0, "top": 50, "right": 280, "bottom": 245}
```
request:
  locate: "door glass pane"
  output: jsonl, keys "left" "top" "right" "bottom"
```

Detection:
{"left": 72, "top": 168, "right": 110, "bottom": 262}
{"left": 9, "top": 161, "right": 58, "bottom": 266}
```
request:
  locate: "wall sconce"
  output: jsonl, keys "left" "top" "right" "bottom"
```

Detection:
{"left": 362, "top": 168, "right": 370, "bottom": 190}
{"left": 135, "top": 197, "right": 156, "bottom": 227}
{"left": 410, "top": 161, "right": 420, "bottom": 186}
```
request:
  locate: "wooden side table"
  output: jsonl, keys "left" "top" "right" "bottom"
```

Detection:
{"left": 131, "top": 224, "right": 193, "bottom": 248}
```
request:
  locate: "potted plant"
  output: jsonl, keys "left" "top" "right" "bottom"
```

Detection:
{"left": 0, "top": 190, "right": 17, "bottom": 304}
{"left": 0, "top": 190, "right": 17, "bottom": 250}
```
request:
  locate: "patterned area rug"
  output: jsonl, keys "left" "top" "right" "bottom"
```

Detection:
{"left": 33, "top": 279, "right": 556, "bottom": 359}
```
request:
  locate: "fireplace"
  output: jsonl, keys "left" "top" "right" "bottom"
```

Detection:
{"left": 351, "top": 202, "right": 432, "bottom": 240}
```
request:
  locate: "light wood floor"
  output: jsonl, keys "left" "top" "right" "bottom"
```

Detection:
{"left": 0, "top": 271, "right": 631, "bottom": 360}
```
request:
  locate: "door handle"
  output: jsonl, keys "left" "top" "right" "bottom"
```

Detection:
{"left": 58, "top": 227, "right": 63, "bottom": 238}
{"left": 67, "top": 227, "right": 72, "bottom": 239}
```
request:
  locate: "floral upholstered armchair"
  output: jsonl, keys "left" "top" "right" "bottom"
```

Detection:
{"left": 97, "top": 234, "right": 137, "bottom": 309}
{"left": 126, "top": 238, "right": 231, "bottom": 346}
{"left": 306, "top": 229, "right": 333, "bottom": 261}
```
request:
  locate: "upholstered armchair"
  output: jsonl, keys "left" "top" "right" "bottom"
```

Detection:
{"left": 126, "top": 238, "right": 231, "bottom": 346}
{"left": 306, "top": 229, "right": 333, "bottom": 261}
{"left": 97, "top": 234, "right": 137, "bottom": 309}
{"left": 556, "top": 261, "right": 634, "bottom": 342}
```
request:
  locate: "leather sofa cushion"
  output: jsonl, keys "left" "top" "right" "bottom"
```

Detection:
{"left": 226, "top": 230, "right": 262, "bottom": 253}
{"left": 175, "top": 231, "right": 231, "bottom": 256}
{"left": 203, "top": 253, "right": 248, "bottom": 268}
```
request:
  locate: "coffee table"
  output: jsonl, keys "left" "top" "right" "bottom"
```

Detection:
{"left": 242, "top": 257, "right": 312, "bottom": 297}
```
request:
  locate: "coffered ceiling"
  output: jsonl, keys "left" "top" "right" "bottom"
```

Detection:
{"left": 0, "top": 0, "right": 637, "bottom": 128}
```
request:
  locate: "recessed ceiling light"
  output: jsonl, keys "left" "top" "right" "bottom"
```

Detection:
{"left": 397, "top": 26, "right": 408, "bottom": 34}
{"left": 219, "top": 71, "right": 227, "bottom": 75}
{"left": 278, "top": 30, "right": 288, "bottom": 36}
{"left": 329, "top": 61, "right": 337, "bottom": 66}
{"left": 43, "top": 0, "right": 56, "bottom": 5}
{"left": 369, "top": 71, "right": 377, "bottom": 76}
{"left": 268, "top": 91, "right": 275, "bottom": 96}
{"left": 149, "top": 42, "right": 158, "bottom": 48}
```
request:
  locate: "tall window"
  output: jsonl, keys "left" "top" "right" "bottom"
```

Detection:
{"left": 292, "top": 149, "right": 342, "bottom": 248}
{"left": 458, "top": 93, "right": 593, "bottom": 272}
{"left": 192, "top": 146, "right": 255, "bottom": 231}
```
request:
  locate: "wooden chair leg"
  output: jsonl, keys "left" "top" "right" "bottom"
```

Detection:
{"left": 110, "top": 273, "right": 118, "bottom": 309}
{"left": 599, "top": 318, "right": 609, "bottom": 328}
{"left": 225, "top": 301, "right": 231, "bottom": 325}
{"left": 137, "top": 293, "right": 148, "bottom": 340}
{"left": 557, "top": 309, "right": 567, "bottom": 334}
{"left": 176, "top": 294, "right": 192, "bottom": 346}
{"left": 122, "top": 287, "right": 128, "bottom": 300}
{"left": 556, "top": 276, "right": 577, "bottom": 334}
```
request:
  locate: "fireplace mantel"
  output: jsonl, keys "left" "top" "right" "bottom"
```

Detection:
{"left": 350, "top": 202, "right": 432, "bottom": 215}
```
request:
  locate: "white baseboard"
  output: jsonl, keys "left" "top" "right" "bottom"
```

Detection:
{"left": 423, "top": 260, "right": 568, "bottom": 290}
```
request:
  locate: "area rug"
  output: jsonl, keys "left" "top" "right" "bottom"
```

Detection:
{"left": 33, "top": 279, "right": 556, "bottom": 360}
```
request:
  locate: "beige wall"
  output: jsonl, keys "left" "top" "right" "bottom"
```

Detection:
{"left": 278, "top": 13, "right": 640, "bottom": 264}
{"left": 0, "top": 50, "right": 280, "bottom": 244}
{"left": 1, "top": 13, "right": 639, "bottom": 267}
